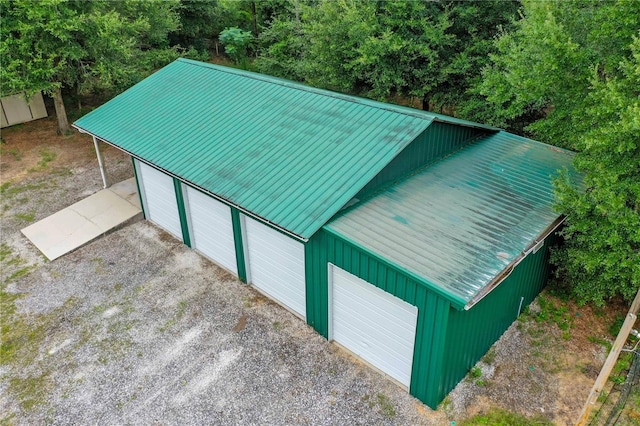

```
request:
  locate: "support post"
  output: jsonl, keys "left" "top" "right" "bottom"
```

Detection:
{"left": 576, "top": 288, "right": 640, "bottom": 425}
{"left": 92, "top": 136, "right": 108, "bottom": 189}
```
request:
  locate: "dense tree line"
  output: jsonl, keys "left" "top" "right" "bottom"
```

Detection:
{"left": 1, "top": 0, "right": 638, "bottom": 306}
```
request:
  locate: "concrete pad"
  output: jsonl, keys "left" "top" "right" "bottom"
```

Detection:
{"left": 22, "top": 180, "right": 142, "bottom": 260}
{"left": 109, "top": 177, "right": 141, "bottom": 209}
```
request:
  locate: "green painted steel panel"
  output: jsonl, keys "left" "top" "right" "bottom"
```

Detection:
{"left": 231, "top": 208, "right": 247, "bottom": 283}
{"left": 438, "top": 234, "right": 554, "bottom": 403}
{"left": 305, "top": 228, "right": 451, "bottom": 407}
{"left": 356, "top": 122, "right": 485, "bottom": 200}
{"left": 73, "top": 58, "right": 503, "bottom": 240}
{"left": 326, "top": 131, "right": 576, "bottom": 305}
{"left": 173, "top": 178, "right": 191, "bottom": 247}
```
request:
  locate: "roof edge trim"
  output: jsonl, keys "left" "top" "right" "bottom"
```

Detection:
{"left": 72, "top": 124, "right": 310, "bottom": 243}
{"left": 462, "top": 215, "right": 566, "bottom": 311}
{"left": 322, "top": 226, "right": 467, "bottom": 310}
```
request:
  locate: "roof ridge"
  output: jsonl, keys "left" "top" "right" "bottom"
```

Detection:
{"left": 176, "top": 58, "right": 495, "bottom": 130}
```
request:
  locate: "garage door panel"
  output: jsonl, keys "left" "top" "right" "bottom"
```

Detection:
{"left": 137, "top": 161, "right": 182, "bottom": 239}
{"left": 332, "top": 266, "right": 418, "bottom": 388}
{"left": 332, "top": 303, "right": 416, "bottom": 352}
{"left": 335, "top": 285, "right": 417, "bottom": 331}
{"left": 244, "top": 216, "right": 306, "bottom": 318}
{"left": 185, "top": 186, "right": 237, "bottom": 274}
{"left": 336, "top": 282, "right": 417, "bottom": 319}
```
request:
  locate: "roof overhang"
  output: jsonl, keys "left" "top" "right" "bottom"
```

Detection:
{"left": 73, "top": 125, "right": 310, "bottom": 243}
{"left": 462, "top": 215, "right": 566, "bottom": 310}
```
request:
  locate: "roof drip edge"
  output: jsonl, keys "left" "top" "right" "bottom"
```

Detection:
{"left": 461, "top": 215, "right": 566, "bottom": 311}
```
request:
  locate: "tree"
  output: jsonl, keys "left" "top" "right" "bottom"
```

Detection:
{"left": 478, "top": 0, "right": 640, "bottom": 146}
{"left": 255, "top": 0, "right": 519, "bottom": 113}
{"left": 169, "top": 0, "right": 220, "bottom": 52}
{"left": 0, "top": 0, "right": 181, "bottom": 134}
{"left": 553, "top": 36, "right": 640, "bottom": 305}
{"left": 219, "top": 27, "right": 253, "bottom": 66}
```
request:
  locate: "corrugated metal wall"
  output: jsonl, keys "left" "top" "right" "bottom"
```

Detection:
{"left": 305, "top": 229, "right": 452, "bottom": 408}
{"left": 438, "top": 235, "right": 555, "bottom": 401}
{"left": 355, "top": 122, "right": 488, "bottom": 199}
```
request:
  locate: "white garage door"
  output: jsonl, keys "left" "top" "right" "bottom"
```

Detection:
{"left": 244, "top": 215, "right": 306, "bottom": 318}
{"left": 136, "top": 160, "right": 182, "bottom": 239}
{"left": 330, "top": 265, "right": 418, "bottom": 388}
{"left": 184, "top": 186, "right": 237, "bottom": 275}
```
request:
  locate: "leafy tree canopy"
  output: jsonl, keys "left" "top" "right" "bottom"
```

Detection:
{"left": 0, "top": 0, "right": 183, "bottom": 133}
{"left": 479, "top": 0, "right": 640, "bottom": 147}
{"left": 256, "top": 0, "right": 518, "bottom": 113}
{"left": 553, "top": 36, "right": 640, "bottom": 305}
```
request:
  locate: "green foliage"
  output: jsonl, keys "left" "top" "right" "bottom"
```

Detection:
{"left": 1, "top": 0, "right": 182, "bottom": 97}
{"left": 552, "top": 36, "right": 640, "bottom": 305}
{"left": 170, "top": 0, "right": 220, "bottom": 51}
{"left": 256, "top": 0, "right": 519, "bottom": 112}
{"left": 219, "top": 27, "right": 253, "bottom": 66}
{"left": 479, "top": 0, "right": 640, "bottom": 146}
{"left": 459, "top": 408, "right": 554, "bottom": 425}
{"left": 1, "top": 0, "right": 185, "bottom": 132}
{"left": 469, "top": 366, "right": 482, "bottom": 378}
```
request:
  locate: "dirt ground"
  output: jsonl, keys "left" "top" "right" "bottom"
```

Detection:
{"left": 1, "top": 115, "right": 637, "bottom": 425}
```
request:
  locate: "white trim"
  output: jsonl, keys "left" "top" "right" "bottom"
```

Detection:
{"left": 240, "top": 213, "right": 251, "bottom": 284}
{"left": 134, "top": 159, "right": 150, "bottom": 218}
{"left": 327, "top": 263, "right": 335, "bottom": 340}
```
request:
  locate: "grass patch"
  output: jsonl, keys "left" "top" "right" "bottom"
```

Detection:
{"left": 469, "top": 366, "right": 482, "bottom": 379}
{"left": 0, "top": 181, "right": 49, "bottom": 198}
{"left": 459, "top": 408, "right": 553, "bottom": 425}
{"left": 482, "top": 347, "right": 496, "bottom": 365}
{"left": 0, "top": 146, "right": 23, "bottom": 161}
{"left": 158, "top": 300, "right": 188, "bottom": 332}
{"left": 361, "top": 393, "right": 396, "bottom": 418}
{"left": 91, "top": 257, "right": 106, "bottom": 274}
{"left": 14, "top": 211, "right": 36, "bottom": 223}
{"left": 28, "top": 149, "right": 57, "bottom": 172}
{"left": 588, "top": 335, "right": 612, "bottom": 351}
{"left": 609, "top": 315, "right": 625, "bottom": 337}
{"left": 0, "top": 286, "right": 49, "bottom": 411}
{"left": 7, "top": 373, "right": 52, "bottom": 411}
{"left": 0, "top": 245, "right": 67, "bottom": 413}
{"left": 536, "top": 295, "right": 573, "bottom": 333}
{"left": 0, "top": 243, "right": 12, "bottom": 262}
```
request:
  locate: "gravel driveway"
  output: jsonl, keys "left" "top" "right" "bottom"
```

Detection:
{"left": 1, "top": 157, "right": 446, "bottom": 425}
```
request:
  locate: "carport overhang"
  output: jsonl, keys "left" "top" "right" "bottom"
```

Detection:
{"left": 72, "top": 125, "right": 310, "bottom": 244}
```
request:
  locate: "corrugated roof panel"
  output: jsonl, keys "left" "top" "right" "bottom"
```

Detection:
{"left": 325, "top": 131, "right": 576, "bottom": 303}
{"left": 74, "top": 58, "right": 441, "bottom": 238}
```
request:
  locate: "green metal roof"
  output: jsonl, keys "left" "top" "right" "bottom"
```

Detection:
{"left": 74, "top": 58, "right": 499, "bottom": 239}
{"left": 325, "top": 131, "right": 576, "bottom": 306}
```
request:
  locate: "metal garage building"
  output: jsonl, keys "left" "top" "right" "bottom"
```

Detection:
{"left": 73, "top": 58, "right": 576, "bottom": 408}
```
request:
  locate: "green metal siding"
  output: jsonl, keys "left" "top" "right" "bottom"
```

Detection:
{"left": 305, "top": 228, "right": 452, "bottom": 408}
{"left": 438, "top": 234, "right": 555, "bottom": 402}
{"left": 231, "top": 207, "right": 247, "bottom": 282}
{"left": 173, "top": 178, "right": 191, "bottom": 247}
{"left": 356, "top": 122, "right": 486, "bottom": 199}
